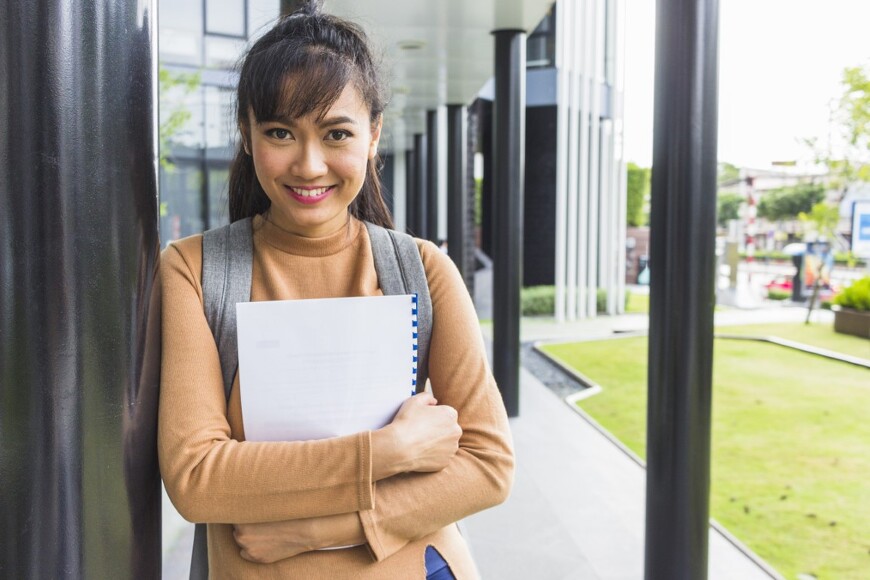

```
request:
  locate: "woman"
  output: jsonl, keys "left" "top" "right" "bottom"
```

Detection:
{"left": 159, "top": 5, "right": 514, "bottom": 579}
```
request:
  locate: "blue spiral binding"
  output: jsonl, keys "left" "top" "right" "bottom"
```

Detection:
{"left": 411, "top": 294, "right": 419, "bottom": 393}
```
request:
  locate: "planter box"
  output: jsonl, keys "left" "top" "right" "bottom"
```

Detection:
{"left": 833, "top": 307, "right": 870, "bottom": 339}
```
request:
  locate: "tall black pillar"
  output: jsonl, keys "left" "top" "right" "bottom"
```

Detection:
{"left": 0, "top": 1, "right": 161, "bottom": 578}
{"left": 479, "top": 100, "right": 494, "bottom": 258}
{"left": 447, "top": 104, "right": 470, "bottom": 285}
{"left": 491, "top": 29, "right": 526, "bottom": 418}
{"left": 645, "top": 0, "right": 719, "bottom": 578}
{"left": 413, "top": 132, "right": 428, "bottom": 239}
{"left": 426, "top": 109, "right": 440, "bottom": 243}
{"left": 405, "top": 148, "right": 417, "bottom": 235}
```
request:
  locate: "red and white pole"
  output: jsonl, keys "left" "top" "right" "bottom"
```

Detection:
{"left": 744, "top": 176, "right": 756, "bottom": 282}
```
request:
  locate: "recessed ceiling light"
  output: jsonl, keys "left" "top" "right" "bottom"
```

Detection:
{"left": 398, "top": 39, "right": 426, "bottom": 50}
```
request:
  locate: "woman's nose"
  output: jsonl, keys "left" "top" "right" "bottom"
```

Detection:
{"left": 290, "top": 142, "right": 328, "bottom": 179}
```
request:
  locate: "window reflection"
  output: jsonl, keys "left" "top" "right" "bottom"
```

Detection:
{"left": 206, "top": 0, "right": 247, "bottom": 37}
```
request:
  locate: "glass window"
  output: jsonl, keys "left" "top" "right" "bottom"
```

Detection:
{"left": 207, "top": 165, "right": 231, "bottom": 229}
{"left": 160, "top": 82, "right": 205, "bottom": 152}
{"left": 527, "top": 5, "right": 556, "bottom": 69}
{"left": 248, "top": 0, "right": 280, "bottom": 40}
{"left": 159, "top": 0, "right": 203, "bottom": 65}
{"left": 204, "top": 35, "right": 247, "bottom": 69}
{"left": 206, "top": 0, "right": 246, "bottom": 37}
{"left": 204, "top": 86, "right": 236, "bottom": 154}
{"left": 160, "top": 162, "right": 205, "bottom": 245}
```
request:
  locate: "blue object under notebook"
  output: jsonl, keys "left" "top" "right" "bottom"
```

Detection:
{"left": 425, "top": 546, "right": 456, "bottom": 580}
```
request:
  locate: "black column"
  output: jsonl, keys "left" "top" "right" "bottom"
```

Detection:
{"left": 447, "top": 104, "right": 469, "bottom": 284}
{"left": 413, "top": 132, "right": 428, "bottom": 239}
{"left": 426, "top": 109, "right": 440, "bottom": 243}
{"left": 479, "top": 100, "right": 494, "bottom": 258}
{"left": 1, "top": 1, "right": 161, "bottom": 578}
{"left": 380, "top": 153, "right": 395, "bottom": 216}
{"left": 491, "top": 30, "right": 526, "bottom": 418}
{"left": 405, "top": 148, "right": 417, "bottom": 235}
{"left": 645, "top": 0, "right": 719, "bottom": 578}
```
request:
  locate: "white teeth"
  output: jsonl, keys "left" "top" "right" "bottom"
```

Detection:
{"left": 291, "top": 186, "right": 329, "bottom": 197}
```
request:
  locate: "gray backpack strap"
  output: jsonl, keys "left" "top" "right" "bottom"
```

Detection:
{"left": 188, "top": 525, "right": 209, "bottom": 580}
{"left": 193, "top": 217, "right": 253, "bottom": 580}
{"left": 365, "top": 222, "right": 432, "bottom": 393}
{"left": 202, "top": 217, "right": 253, "bottom": 400}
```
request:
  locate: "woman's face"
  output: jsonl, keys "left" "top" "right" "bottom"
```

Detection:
{"left": 247, "top": 83, "right": 381, "bottom": 237}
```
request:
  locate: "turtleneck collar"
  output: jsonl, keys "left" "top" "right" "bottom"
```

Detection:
{"left": 252, "top": 213, "right": 362, "bottom": 257}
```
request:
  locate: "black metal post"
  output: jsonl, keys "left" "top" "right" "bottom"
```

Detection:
{"left": 413, "top": 132, "right": 428, "bottom": 239}
{"left": 645, "top": 0, "right": 719, "bottom": 578}
{"left": 491, "top": 29, "right": 526, "bottom": 418}
{"left": 426, "top": 109, "right": 440, "bottom": 243}
{"left": 405, "top": 148, "right": 417, "bottom": 235}
{"left": 0, "top": 1, "right": 161, "bottom": 578}
{"left": 447, "top": 104, "right": 469, "bottom": 284}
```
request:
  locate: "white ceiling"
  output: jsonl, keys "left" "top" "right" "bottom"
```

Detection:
{"left": 323, "top": 0, "right": 554, "bottom": 151}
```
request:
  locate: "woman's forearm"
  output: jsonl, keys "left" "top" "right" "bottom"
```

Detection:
{"left": 234, "top": 512, "right": 366, "bottom": 564}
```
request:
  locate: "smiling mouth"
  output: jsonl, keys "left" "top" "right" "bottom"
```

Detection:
{"left": 285, "top": 185, "right": 335, "bottom": 203}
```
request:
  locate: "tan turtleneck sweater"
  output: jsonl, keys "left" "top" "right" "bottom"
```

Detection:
{"left": 158, "top": 215, "right": 514, "bottom": 579}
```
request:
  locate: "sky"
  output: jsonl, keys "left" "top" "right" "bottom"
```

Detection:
{"left": 622, "top": 0, "right": 870, "bottom": 169}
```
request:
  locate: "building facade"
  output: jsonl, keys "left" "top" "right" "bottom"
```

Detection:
{"left": 158, "top": 0, "right": 279, "bottom": 244}
{"left": 158, "top": 0, "right": 626, "bottom": 319}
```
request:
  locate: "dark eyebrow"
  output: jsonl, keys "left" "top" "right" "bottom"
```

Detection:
{"left": 255, "top": 115, "right": 358, "bottom": 127}
{"left": 318, "top": 115, "right": 357, "bottom": 127}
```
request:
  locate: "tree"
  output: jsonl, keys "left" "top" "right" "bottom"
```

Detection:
{"left": 798, "top": 201, "right": 840, "bottom": 239}
{"left": 717, "top": 161, "right": 740, "bottom": 185}
{"left": 808, "top": 64, "right": 870, "bottom": 197}
{"left": 626, "top": 162, "right": 650, "bottom": 227}
{"left": 158, "top": 66, "right": 201, "bottom": 171}
{"left": 717, "top": 192, "right": 743, "bottom": 227}
{"left": 756, "top": 183, "right": 825, "bottom": 222}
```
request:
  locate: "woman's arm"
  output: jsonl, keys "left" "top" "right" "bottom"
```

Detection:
{"left": 223, "top": 242, "right": 513, "bottom": 562}
{"left": 358, "top": 241, "right": 515, "bottom": 561}
{"left": 228, "top": 391, "right": 464, "bottom": 562}
{"left": 159, "top": 239, "right": 378, "bottom": 523}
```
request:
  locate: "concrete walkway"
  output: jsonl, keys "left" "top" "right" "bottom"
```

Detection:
{"left": 462, "top": 363, "right": 780, "bottom": 580}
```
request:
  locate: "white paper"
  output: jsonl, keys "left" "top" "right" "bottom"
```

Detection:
{"left": 236, "top": 295, "right": 416, "bottom": 442}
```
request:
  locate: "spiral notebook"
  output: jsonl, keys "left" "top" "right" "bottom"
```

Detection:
{"left": 236, "top": 294, "right": 418, "bottom": 442}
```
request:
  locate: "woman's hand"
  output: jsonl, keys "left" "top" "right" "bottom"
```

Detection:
{"left": 371, "top": 392, "right": 462, "bottom": 479}
{"left": 233, "top": 512, "right": 365, "bottom": 564}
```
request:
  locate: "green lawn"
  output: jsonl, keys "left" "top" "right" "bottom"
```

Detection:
{"left": 541, "top": 325, "right": 870, "bottom": 580}
{"left": 626, "top": 291, "right": 649, "bottom": 313}
{"left": 718, "top": 321, "right": 870, "bottom": 360}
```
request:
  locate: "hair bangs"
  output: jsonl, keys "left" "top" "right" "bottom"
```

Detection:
{"left": 246, "top": 46, "right": 353, "bottom": 124}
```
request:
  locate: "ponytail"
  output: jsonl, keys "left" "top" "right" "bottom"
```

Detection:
{"left": 228, "top": 145, "right": 270, "bottom": 223}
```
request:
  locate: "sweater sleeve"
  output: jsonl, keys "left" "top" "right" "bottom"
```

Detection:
{"left": 158, "top": 237, "right": 375, "bottom": 524}
{"left": 358, "top": 241, "right": 515, "bottom": 561}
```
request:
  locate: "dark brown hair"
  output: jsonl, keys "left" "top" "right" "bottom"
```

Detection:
{"left": 228, "top": 4, "right": 393, "bottom": 228}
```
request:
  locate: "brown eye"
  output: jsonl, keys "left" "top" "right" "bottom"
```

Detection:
{"left": 267, "top": 128, "right": 292, "bottom": 140}
{"left": 327, "top": 130, "right": 350, "bottom": 141}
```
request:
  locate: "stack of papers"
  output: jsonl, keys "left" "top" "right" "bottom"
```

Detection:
{"left": 236, "top": 295, "right": 416, "bottom": 442}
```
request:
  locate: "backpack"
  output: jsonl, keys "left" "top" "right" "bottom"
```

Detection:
{"left": 189, "top": 217, "right": 433, "bottom": 580}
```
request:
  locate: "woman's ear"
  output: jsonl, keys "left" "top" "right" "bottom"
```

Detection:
{"left": 368, "top": 115, "right": 383, "bottom": 159}
{"left": 239, "top": 124, "right": 252, "bottom": 155}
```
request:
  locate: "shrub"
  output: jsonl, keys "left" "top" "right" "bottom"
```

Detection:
{"left": 521, "top": 285, "right": 555, "bottom": 316}
{"left": 767, "top": 289, "right": 790, "bottom": 301}
{"left": 520, "top": 286, "right": 633, "bottom": 316}
{"left": 833, "top": 276, "right": 870, "bottom": 312}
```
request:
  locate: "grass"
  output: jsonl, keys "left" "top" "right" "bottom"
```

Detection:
{"left": 540, "top": 324, "right": 870, "bottom": 580}
{"left": 719, "top": 322, "right": 870, "bottom": 360}
{"left": 626, "top": 291, "right": 649, "bottom": 313}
